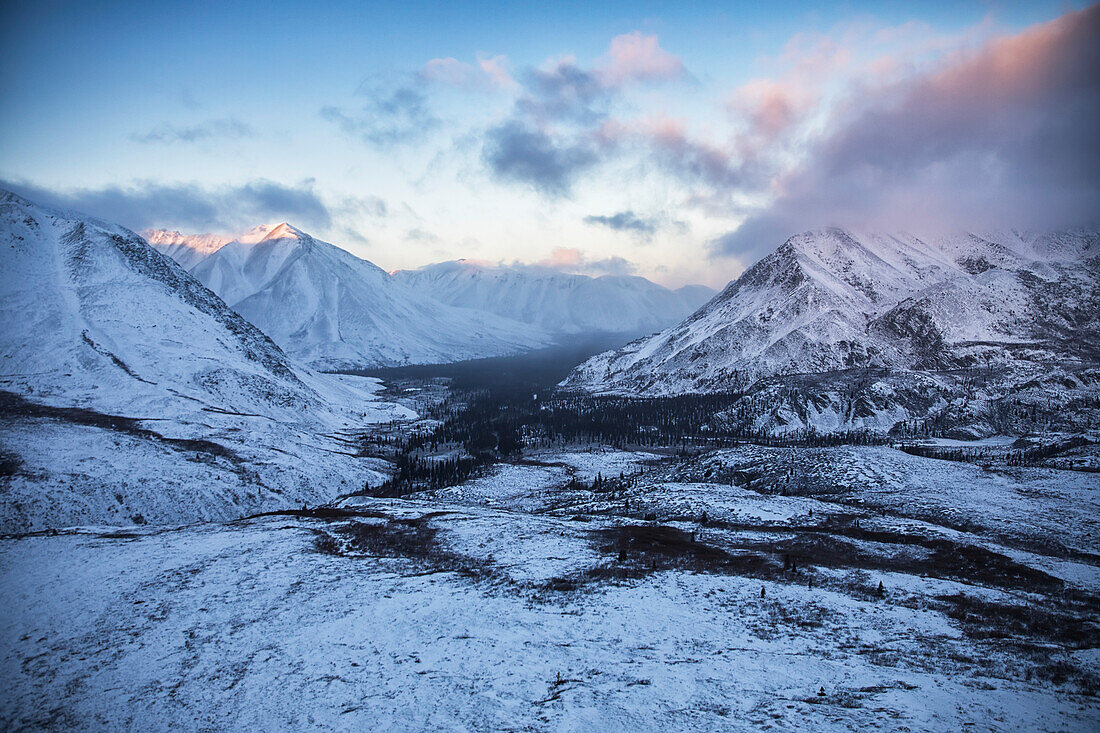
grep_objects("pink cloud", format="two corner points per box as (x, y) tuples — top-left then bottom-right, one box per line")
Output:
(534, 246), (637, 276)
(477, 54), (517, 91)
(539, 246), (584, 268)
(713, 4), (1100, 257)
(597, 32), (685, 87)
(421, 54), (515, 91)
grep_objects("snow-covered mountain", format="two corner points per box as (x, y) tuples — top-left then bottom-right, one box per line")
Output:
(160, 225), (552, 369)
(0, 191), (409, 531)
(561, 228), (1100, 435)
(394, 260), (715, 336)
(143, 228), (231, 269)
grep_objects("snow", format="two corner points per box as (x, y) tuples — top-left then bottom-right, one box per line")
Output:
(142, 229), (231, 269)
(1, 195), (1097, 731)
(0, 191), (412, 532)
(175, 227), (554, 369)
(395, 259), (714, 336)
(1, 499), (1096, 731)
(562, 227), (1100, 403)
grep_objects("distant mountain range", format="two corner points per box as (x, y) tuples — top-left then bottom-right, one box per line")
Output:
(394, 260), (713, 336)
(146, 226), (714, 369)
(562, 228), (1100, 437)
(150, 223), (552, 370)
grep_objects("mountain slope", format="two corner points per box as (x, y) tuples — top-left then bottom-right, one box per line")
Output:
(561, 228), (1099, 435)
(395, 260), (714, 335)
(176, 226), (552, 369)
(0, 191), (408, 531)
(143, 228), (231, 269)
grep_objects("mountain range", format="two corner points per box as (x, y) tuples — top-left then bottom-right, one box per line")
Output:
(147, 226), (713, 370)
(562, 228), (1100, 437)
(164, 223), (553, 369)
(394, 260), (713, 336)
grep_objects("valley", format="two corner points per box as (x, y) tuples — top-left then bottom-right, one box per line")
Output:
(1, 191), (1097, 730)
(5, 3), (1098, 729)
(5, 345), (1097, 730)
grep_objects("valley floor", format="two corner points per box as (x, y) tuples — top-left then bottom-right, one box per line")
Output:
(1, 445), (1098, 731)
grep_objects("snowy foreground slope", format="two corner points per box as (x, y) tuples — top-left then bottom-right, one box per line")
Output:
(395, 259), (715, 336)
(151, 225), (553, 369)
(562, 228), (1100, 436)
(1, 445), (1097, 730)
(0, 191), (410, 532)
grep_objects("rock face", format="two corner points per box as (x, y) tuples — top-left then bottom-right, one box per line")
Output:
(395, 260), (714, 336)
(561, 228), (1100, 436)
(159, 224), (552, 370)
(0, 190), (408, 531)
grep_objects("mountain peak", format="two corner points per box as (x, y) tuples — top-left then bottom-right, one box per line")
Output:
(262, 222), (307, 242)
(237, 223), (309, 245)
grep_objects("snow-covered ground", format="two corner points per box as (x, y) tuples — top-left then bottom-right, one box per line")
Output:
(406, 447), (663, 511)
(2, 500), (1097, 731)
(2, 444), (1097, 731)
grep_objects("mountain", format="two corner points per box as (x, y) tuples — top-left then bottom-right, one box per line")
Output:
(143, 228), (232, 269)
(561, 228), (1100, 436)
(675, 284), (717, 306)
(164, 225), (552, 369)
(394, 259), (714, 335)
(0, 190), (409, 531)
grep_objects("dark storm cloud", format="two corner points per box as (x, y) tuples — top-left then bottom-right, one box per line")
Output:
(1, 178), (335, 232)
(711, 4), (1100, 258)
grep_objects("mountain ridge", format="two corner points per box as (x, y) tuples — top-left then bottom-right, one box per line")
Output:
(560, 227), (1099, 436)
(395, 259), (715, 336)
(0, 189), (409, 531)
(168, 225), (553, 369)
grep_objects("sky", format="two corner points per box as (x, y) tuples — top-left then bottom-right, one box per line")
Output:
(1, 0), (1097, 288)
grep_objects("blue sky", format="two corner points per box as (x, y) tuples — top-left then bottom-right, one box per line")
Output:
(2, 0), (1096, 287)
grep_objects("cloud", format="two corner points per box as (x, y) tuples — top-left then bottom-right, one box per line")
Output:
(129, 118), (254, 144)
(481, 32), (685, 195)
(321, 81), (439, 147)
(482, 120), (599, 196)
(421, 57), (474, 86)
(2, 178), (335, 233)
(640, 117), (742, 189)
(583, 210), (658, 237)
(421, 54), (516, 91)
(597, 31), (686, 86)
(404, 227), (440, 243)
(336, 194), (388, 219)
(518, 58), (610, 124)
(535, 246), (637, 276)
(477, 55), (518, 91)
(711, 5), (1100, 258)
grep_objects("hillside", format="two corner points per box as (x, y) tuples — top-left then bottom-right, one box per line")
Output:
(0, 191), (409, 531)
(561, 228), (1100, 436)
